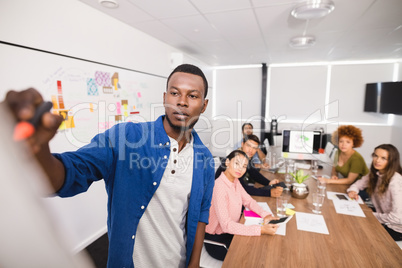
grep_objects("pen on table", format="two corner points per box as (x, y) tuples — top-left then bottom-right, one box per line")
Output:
(13, 101), (53, 141)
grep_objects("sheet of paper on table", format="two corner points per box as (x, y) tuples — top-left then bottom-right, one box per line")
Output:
(296, 212), (329, 235)
(332, 199), (366, 217)
(327, 191), (364, 204)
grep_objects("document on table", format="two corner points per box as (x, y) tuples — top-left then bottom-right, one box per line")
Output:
(296, 212), (329, 235)
(332, 199), (366, 217)
(327, 191), (364, 204)
(244, 202), (289, 236)
(243, 202), (273, 214)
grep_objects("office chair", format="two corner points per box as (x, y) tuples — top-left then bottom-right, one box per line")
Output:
(200, 240), (225, 268)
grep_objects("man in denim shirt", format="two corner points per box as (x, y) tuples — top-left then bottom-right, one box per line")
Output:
(4, 64), (215, 267)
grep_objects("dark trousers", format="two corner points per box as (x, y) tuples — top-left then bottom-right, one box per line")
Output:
(358, 189), (370, 201)
(204, 233), (234, 261)
(382, 224), (402, 241)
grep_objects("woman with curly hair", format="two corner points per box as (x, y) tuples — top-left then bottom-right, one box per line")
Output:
(347, 144), (402, 241)
(319, 125), (369, 185)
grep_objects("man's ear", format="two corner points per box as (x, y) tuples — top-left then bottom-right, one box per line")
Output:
(201, 98), (209, 113)
(163, 92), (166, 105)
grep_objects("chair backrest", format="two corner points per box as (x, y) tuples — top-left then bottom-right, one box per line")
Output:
(324, 141), (337, 162)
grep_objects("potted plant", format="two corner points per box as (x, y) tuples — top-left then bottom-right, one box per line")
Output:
(290, 169), (310, 199)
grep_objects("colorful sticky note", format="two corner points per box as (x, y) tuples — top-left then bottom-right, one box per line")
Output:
(57, 80), (62, 94)
(116, 102), (121, 115)
(286, 208), (296, 216)
(244, 210), (261, 218)
(51, 95), (58, 109)
(115, 115), (122, 122)
(113, 78), (118, 91)
(58, 95), (65, 109)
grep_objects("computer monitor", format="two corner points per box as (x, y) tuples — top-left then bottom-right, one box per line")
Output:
(282, 130), (322, 160)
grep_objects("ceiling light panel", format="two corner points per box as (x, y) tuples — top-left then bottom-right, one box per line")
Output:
(291, 0), (335, 20)
(289, 35), (316, 48)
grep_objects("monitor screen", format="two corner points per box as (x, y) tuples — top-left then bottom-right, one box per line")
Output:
(282, 130), (321, 154)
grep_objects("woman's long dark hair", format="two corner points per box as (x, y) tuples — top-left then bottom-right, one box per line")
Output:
(367, 144), (402, 195)
(220, 150), (249, 171)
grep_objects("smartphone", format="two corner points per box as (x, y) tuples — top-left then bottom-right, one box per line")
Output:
(336, 194), (348, 200)
(272, 182), (287, 188)
(269, 217), (288, 224)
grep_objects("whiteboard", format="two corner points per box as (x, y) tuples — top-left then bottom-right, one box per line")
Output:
(0, 42), (167, 252)
(0, 42), (167, 151)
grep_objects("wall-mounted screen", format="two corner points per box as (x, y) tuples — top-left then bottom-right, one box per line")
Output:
(364, 83), (380, 112)
(380, 81), (402, 115)
(364, 81), (402, 115)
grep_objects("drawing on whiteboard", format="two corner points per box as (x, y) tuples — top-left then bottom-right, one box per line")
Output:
(116, 101), (121, 115)
(103, 87), (113, 94)
(86, 78), (98, 96)
(58, 110), (75, 130)
(121, 100), (128, 117)
(95, 71), (111, 87)
(0, 42), (166, 149)
(112, 72), (120, 91)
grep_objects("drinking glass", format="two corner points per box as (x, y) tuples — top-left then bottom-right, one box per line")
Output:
(282, 188), (291, 203)
(311, 160), (318, 175)
(285, 159), (295, 185)
(271, 152), (277, 168)
(276, 196), (287, 217)
(312, 192), (325, 214)
(317, 180), (327, 197)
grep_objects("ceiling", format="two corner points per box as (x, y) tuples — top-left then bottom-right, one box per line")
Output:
(78, 0), (402, 66)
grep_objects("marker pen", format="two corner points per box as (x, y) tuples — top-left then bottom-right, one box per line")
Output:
(13, 101), (53, 141)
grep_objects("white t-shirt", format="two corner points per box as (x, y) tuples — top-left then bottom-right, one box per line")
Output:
(133, 136), (194, 267)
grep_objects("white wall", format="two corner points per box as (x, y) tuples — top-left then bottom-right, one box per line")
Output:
(0, 0), (210, 253)
(210, 61), (402, 164)
(206, 66), (263, 156)
(389, 62), (402, 149)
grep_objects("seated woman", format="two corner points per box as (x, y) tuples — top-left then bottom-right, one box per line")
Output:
(319, 125), (369, 185)
(205, 150), (279, 261)
(347, 144), (402, 241)
(216, 134), (283, 197)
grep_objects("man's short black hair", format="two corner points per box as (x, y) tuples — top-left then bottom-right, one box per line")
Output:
(166, 64), (208, 98)
(242, 134), (260, 145)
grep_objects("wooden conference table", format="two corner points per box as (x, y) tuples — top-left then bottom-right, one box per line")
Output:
(222, 164), (402, 267)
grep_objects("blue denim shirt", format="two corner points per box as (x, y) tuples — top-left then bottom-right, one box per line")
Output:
(54, 116), (215, 267)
